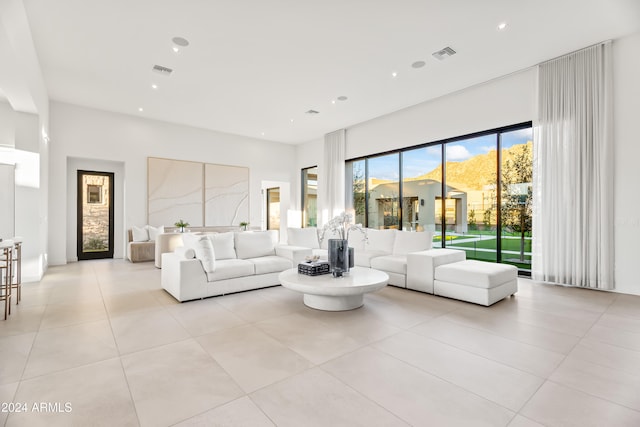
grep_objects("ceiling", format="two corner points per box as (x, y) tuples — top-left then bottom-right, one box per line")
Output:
(21, 0), (640, 144)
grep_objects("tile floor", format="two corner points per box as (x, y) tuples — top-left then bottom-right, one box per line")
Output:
(1, 260), (640, 426)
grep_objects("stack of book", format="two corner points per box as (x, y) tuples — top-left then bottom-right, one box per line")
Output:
(298, 261), (330, 276)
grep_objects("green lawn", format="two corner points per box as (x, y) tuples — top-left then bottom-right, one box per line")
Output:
(451, 237), (532, 252)
(445, 236), (532, 271)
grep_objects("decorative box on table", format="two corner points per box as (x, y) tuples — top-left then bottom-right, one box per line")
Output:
(298, 261), (331, 276)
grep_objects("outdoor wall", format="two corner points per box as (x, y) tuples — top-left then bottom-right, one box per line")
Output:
(49, 102), (296, 265)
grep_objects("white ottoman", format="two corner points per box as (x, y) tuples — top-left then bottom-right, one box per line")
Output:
(434, 260), (518, 306)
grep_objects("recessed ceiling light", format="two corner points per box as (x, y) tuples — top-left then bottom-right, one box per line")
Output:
(331, 100), (336, 104)
(290, 119), (294, 123)
(172, 36), (189, 47)
(391, 71), (398, 78)
(171, 37), (189, 54)
(412, 61), (426, 69)
(261, 132), (265, 136)
(151, 84), (158, 90)
(337, 96), (348, 101)
(138, 107), (144, 112)
(497, 22), (508, 31)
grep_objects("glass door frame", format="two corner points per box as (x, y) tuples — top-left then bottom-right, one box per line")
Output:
(77, 170), (115, 260)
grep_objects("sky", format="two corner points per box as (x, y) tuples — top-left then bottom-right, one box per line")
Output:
(363, 127), (533, 181)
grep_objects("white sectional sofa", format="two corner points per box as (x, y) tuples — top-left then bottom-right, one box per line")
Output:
(284, 227), (517, 306)
(285, 227), (448, 290)
(161, 230), (311, 302)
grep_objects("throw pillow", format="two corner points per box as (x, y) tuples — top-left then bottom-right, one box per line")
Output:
(182, 233), (216, 273)
(147, 225), (165, 241)
(207, 232), (237, 260)
(132, 226), (149, 242)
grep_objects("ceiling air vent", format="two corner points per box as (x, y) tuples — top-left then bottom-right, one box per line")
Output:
(305, 109), (320, 115)
(152, 64), (173, 75)
(432, 46), (456, 61)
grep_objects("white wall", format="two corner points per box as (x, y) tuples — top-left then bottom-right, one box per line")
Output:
(49, 102), (296, 265)
(612, 32), (640, 296)
(296, 33), (640, 295)
(0, 101), (47, 281)
(0, 0), (50, 282)
(345, 69), (536, 159)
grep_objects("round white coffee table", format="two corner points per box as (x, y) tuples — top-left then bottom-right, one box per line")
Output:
(279, 267), (389, 311)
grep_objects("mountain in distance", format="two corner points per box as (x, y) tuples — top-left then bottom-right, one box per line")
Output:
(407, 141), (533, 192)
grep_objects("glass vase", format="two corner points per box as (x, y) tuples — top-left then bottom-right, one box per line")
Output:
(328, 239), (350, 277)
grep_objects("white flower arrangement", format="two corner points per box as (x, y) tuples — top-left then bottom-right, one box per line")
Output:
(319, 212), (367, 243)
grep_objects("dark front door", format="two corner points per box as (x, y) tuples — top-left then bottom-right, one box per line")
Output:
(77, 170), (114, 260)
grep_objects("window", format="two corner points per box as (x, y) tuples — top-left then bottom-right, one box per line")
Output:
(348, 160), (366, 226)
(444, 134), (498, 262)
(367, 154), (400, 229)
(301, 166), (318, 227)
(402, 146), (441, 234)
(87, 185), (102, 204)
(346, 122), (533, 273)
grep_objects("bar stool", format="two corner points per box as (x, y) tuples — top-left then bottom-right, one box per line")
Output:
(11, 237), (22, 304)
(0, 239), (14, 320)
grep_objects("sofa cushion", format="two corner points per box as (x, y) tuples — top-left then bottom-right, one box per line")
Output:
(206, 259), (254, 281)
(392, 231), (433, 255)
(147, 225), (164, 241)
(235, 231), (276, 259)
(366, 229), (396, 253)
(435, 260), (517, 289)
(248, 256), (293, 275)
(208, 232), (236, 260)
(355, 250), (388, 268)
(182, 233), (216, 274)
(132, 226), (149, 242)
(287, 227), (320, 249)
(370, 255), (407, 275)
(348, 229), (367, 251)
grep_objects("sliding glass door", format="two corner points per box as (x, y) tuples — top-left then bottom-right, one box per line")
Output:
(345, 122), (533, 273)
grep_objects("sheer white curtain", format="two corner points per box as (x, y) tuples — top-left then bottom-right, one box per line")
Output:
(318, 129), (346, 226)
(532, 41), (614, 289)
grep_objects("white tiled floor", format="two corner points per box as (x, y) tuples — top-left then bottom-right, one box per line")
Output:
(1, 259), (640, 426)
